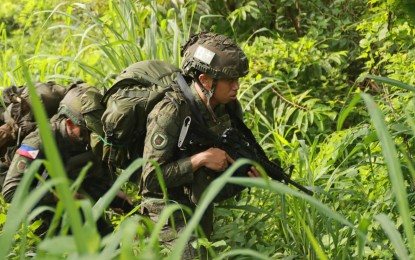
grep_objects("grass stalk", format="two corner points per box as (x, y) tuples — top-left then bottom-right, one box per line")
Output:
(361, 93), (415, 257)
(20, 60), (89, 253)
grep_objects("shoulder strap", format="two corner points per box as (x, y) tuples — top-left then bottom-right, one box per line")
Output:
(101, 74), (166, 105)
(102, 60), (180, 105)
(175, 73), (205, 126)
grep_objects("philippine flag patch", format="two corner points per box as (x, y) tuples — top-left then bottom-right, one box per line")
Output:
(16, 145), (40, 159)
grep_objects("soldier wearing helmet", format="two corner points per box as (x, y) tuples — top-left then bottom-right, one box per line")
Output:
(140, 32), (260, 259)
(2, 81), (132, 236)
(0, 82), (67, 194)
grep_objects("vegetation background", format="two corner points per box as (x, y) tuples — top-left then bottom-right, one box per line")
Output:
(1, 0), (415, 259)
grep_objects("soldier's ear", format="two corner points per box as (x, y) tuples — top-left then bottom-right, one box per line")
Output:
(198, 73), (212, 90)
(66, 118), (81, 134)
(66, 118), (74, 128)
(65, 118), (85, 142)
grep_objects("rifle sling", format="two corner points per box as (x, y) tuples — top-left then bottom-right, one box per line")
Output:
(176, 74), (281, 170)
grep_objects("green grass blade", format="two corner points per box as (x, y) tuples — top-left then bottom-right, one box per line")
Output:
(20, 59), (88, 253)
(228, 177), (367, 239)
(375, 213), (409, 259)
(304, 223), (328, 260)
(361, 74), (415, 93)
(361, 93), (415, 256)
(38, 236), (77, 255)
(168, 159), (267, 260)
(119, 216), (140, 260)
(215, 248), (271, 260)
(145, 203), (187, 250)
(92, 158), (145, 220)
(336, 94), (362, 131)
(0, 160), (60, 259)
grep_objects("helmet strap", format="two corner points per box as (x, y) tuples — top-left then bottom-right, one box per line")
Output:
(194, 76), (218, 122)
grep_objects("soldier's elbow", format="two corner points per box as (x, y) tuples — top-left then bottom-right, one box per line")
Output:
(143, 174), (162, 193)
(2, 189), (14, 203)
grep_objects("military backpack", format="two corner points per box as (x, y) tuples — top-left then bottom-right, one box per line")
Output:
(99, 60), (180, 171)
(0, 81), (67, 190)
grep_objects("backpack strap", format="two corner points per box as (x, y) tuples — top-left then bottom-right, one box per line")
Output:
(102, 73), (170, 105)
(175, 73), (205, 126)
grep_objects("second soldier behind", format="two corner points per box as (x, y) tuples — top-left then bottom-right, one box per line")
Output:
(2, 82), (132, 236)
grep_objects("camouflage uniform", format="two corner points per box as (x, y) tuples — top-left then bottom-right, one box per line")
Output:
(0, 123), (15, 187)
(1, 84), (117, 236)
(142, 31), (249, 259)
(141, 81), (244, 258)
(0, 82), (67, 192)
(2, 117), (112, 203)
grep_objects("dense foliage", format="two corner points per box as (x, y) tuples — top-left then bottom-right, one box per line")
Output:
(1, 0), (415, 259)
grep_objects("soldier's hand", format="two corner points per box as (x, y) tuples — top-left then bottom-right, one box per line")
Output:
(116, 191), (133, 205)
(191, 147), (234, 172)
(109, 191), (134, 214)
(247, 166), (260, 178)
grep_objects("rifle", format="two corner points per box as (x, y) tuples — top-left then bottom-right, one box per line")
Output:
(175, 72), (313, 196)
(178, 117), (314, 196)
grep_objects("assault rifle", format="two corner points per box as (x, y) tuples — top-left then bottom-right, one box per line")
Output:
(177, 117), (314, 196)
(175, 72), (313, 196)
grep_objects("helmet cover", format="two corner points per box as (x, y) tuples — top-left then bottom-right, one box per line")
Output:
(181, 32), (249, 79)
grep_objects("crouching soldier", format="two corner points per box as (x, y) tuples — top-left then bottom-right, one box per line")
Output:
(2, 82), (132, 236)
(0, 82), (67, 191)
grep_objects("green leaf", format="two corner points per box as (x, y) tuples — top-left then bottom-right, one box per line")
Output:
(361, 74), (415, 93)
(38, 236), (77, 254)
(375, 214), (409, 259)
(361, 93), (415, 256)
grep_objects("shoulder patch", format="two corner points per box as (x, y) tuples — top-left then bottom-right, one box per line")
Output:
(151, 133), (168, 150)
(17, 160), (28, 173)
(16, 145), (39, 159)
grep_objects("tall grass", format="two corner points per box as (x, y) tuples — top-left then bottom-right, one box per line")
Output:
(1, 0), (415, 259)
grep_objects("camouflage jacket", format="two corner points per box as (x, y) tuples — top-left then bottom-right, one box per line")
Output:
(141, 81), (245, 233)
(2, 117), (113, 203)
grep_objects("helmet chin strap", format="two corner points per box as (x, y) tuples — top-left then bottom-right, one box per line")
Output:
(194, 76), (218, 122)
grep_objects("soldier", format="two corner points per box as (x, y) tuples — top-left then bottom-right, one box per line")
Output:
(0, 82), (67, 191)
(2, 83), (131, 235)
(140, 32), (260, 259)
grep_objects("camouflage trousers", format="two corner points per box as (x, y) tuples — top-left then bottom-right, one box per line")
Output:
(159, 223), (207, 260)
(144, 199), (208, 259)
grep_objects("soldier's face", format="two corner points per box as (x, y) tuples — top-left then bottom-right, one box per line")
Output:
(212, 78), (240, 104)
(65, 118), (90, 144)
(198, 73), (240, 107)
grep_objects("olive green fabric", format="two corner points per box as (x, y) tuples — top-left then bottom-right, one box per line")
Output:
(100, 60), (180, 169)
(0, 81), (105, 192)
(141, 81), (245, 259)
(2, 82), (67, 119)
(27, 82), (67, 117)
(2, 117), (115, 236)
(2, 82), (67, 135)
(56, 81), (103, 128)
(0, 82), (67, 191)
(181, 32), (249, 79)
(2, 117), (113, 203)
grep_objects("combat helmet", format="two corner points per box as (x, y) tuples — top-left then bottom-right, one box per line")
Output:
(27, 82), (67, 117)
(181, 32), (249, 79)
(56, 81), (104, 135)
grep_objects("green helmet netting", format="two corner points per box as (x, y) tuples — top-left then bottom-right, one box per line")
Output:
(181, 32), (249, 79)
(56, 82), (104, 133)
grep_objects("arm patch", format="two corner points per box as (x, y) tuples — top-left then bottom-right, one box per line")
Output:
(16, 145), (39, 159)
